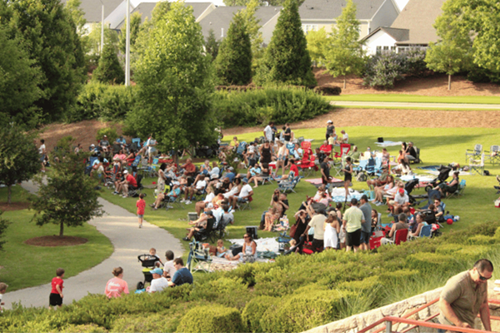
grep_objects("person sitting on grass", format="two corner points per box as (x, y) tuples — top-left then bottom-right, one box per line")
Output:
(264, 207), (280, 232)
(435, 171), (460, 197)
(168, 258), (193, 286)
(148, 268), (169, 293)
(105, 267), (129, 298)
(216, 239), (227, 258)
(246, 163), (262, 181)
(225, 234), (257, 262)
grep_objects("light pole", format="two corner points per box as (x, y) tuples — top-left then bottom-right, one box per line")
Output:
(99, 0), (104, 53)
(125, 0), (130, 86)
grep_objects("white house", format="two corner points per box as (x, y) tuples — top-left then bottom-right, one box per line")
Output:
(362, 0), (446, 55)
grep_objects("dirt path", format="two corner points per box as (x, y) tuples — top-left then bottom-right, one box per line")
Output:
(223, 108), (500, 136)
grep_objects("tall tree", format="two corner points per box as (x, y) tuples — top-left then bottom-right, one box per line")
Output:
(239, 0), (264, 68)
(0, 124), (40, 204)
(324, 0), (365, 89)
(93, 44), (125, 84)
(215, 12), (252, 85)
(64, 0), (87, 36)
(0, 25), (43, 129)
(126, 1), (217, 152)
(223, 0), (306, 6)
(306, 27), (328, 65)
(30, 138), (103, 237)
(119, 12), (143, 54)
(205, 29), (221, 61)
(256, 0), (316, 86)
(9, 0), (86, 122)
(85, 24), (120, 69)
(424, 0), (472, 90)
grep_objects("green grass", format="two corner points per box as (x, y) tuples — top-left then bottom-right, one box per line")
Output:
(335, 105), (500, 111)
(101, 126), (500, 257)
(0, 187), (113, 292)
(325, 94), (500, 105)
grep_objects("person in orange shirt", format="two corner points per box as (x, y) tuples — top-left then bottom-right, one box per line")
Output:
(105, 267), (129, 298)
(136, 193), (146, 228)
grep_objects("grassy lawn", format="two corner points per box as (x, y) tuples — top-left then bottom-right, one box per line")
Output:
(0, 186), (113, 292)
(325, 94), (500, 105)
(102, 126), (500, 260)
(335, 105), (500, 112)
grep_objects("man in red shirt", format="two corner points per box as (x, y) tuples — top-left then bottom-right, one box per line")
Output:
(117, 170), (138, 198)
(277, 159), (300, 181)
(181, 158), (196, 184)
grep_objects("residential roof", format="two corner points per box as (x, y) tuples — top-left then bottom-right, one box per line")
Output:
(361, 26), (409, 42)
(198, 6), (281, 40)
(299, 0), (387, 21)
(115, 2), (214, 29)
(61, 0), (124, 23)
(390, 0), (446, 44)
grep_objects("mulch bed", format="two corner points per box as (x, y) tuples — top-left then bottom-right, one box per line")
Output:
(0, 202), (31, 211)
(25, 236), (88, 247)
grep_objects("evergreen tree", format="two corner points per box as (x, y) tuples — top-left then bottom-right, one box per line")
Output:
(30, 138), (104, 237)
(93, 44), (125, 84)
(119, 12), (143, 54)
(9, 0), (86, 122)
(240, 0), (264, 68)
(306, 27), (328, 65)
(215, 13), (252, 85)
(126, 1), (217, 152)
(205, 29), (220, 61)
(256, 0), (315, 86)
(324, 0), (365, 89)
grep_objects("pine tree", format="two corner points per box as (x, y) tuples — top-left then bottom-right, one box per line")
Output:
(215, 13), (252, 85)
(256, 0), (315, 86)
(205, 29), (220, 62)
(324, 0), (365, 89)
(93, 44), (125, 84)
(239, 0), (264, 68)
(9, 0), (86, 122)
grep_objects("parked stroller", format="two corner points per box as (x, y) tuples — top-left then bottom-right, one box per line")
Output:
(424, 165), (451, 192)
(136, 253), (161, 290)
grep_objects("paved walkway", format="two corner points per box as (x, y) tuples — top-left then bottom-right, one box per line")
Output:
(4, 181), (183, 309)
(329, 101), (500, 110)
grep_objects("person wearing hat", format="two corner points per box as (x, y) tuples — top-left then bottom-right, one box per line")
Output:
(100, 135), (110, 153)
(148, 267), (169, 293)
(114, 169), (138, 198)
(326, 120), (335, 141)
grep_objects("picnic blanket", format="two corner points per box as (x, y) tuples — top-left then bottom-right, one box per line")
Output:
(228, 237), (282, 253)
(424, 170), (472, 176)
(400, 175), (435, 182)
(305, 178), (343, 185)
(375, 141), (403, 147)
(329, 188), (364, 202)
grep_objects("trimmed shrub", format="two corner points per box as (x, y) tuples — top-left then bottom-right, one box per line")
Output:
(406, 252), (458, 273)
(67, 82), (136, 122)
(242, 296), (281, 333)
(214, 86), (331, 127)
(314, 86), (342, 96)
(177, 304), (244, 333)
(62, 324), (108, 333)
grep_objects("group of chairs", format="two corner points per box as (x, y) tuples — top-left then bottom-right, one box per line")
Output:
(466, 144), (499, 175)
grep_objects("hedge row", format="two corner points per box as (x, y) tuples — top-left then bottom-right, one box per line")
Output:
(2, 222), (500, 333)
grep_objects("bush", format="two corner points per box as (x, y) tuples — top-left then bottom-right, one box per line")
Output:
(242, 296), (281, 333)
(176, 304), (245, 333)
(314, 86), (342, 96)
(67, 82), (136, 122)
(96, 128), (118, 144)
(214, 86), (332, 127)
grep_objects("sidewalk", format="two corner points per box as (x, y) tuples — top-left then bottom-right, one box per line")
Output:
(329, 101), (500, 110)
(4, 182), (183, 309)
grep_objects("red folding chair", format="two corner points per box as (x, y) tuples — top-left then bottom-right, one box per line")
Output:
(334, 144), (351, 159)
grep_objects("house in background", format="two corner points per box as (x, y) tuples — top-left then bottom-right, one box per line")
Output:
(197, 5), (281, 44)
(298, 0), (400, 38)
(362, 0), (446, 55)
(61, 0), (133, 31)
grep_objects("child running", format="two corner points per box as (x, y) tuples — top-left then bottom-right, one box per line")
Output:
(0, 283), (8, 313)
(136, 193), (146, 228)
(49, 268), (64, 309)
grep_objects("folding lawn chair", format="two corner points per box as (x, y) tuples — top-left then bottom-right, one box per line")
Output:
(469, 153), (485, 175)
(238, 195), (253, 211)
(334, 144), (351, 160)
(465, 144), (482, 162)
(408, 224), (432, 240)
(448, 179), (466, 198)
(385, 228), (408, 245)
(186, 240), (212, 273)
(486, 145), (500, 165)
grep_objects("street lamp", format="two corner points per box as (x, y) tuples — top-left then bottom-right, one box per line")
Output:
(125, 0), (130, 86)
(99, 0), (104, 53)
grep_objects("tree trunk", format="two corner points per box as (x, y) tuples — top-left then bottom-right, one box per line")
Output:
(59, 221), (64, 237)
(7, 185), (11, 205)
(343, 76), (346, 89)
(448, 74), (451, 91)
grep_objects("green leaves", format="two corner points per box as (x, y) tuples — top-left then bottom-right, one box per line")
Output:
(215, 12), (252, 85)
(93, 44), (125, 85)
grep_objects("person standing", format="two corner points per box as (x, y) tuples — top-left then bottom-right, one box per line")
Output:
(263, 122), (274, 143)
(326, 120), (334, 141)
(136, 193), (146, 228)
(283, 123), (292, 142)
(49, 268), (64, 309)
(342, 157), (353, 201)
(358, 195), (372, 251)
(105, 267), (129, 298)
(39, 139), (46, 173)
(342, 198), (364, 253)
(438, 259), (493, 331)
(303, 202), (326, 252)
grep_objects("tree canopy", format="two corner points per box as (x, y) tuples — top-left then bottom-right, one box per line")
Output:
(215, 12), (252, 85)
(323, 0), (365, 89)
(30, 138), (103, 237)
(125, 1), (217, 151)
(256, 0), (316, 86)
(93, 44), (125, 84)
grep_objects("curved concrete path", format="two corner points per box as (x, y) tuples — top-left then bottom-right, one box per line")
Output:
(329, 100), (500, 110)
(4, 181), (183, 309)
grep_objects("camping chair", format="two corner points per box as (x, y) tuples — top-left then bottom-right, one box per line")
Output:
(278, 175), (300, 193)
(127, 175), (144, 197)
(334, 144), (351, 160)
(469, 153), (485, 175)
(238, 195), (253, 211)
(486, 145), (500, 165)
(385, 228), (409, 245)
(165, 193), (184, 211)
(465, 144), (482, 162)
(408, 224), (432, 240)
(286, 142), (295, 157)
(448, 179), (466, 198)
(409, 147), (421, 164)
(186, 240), (212, 273)
(353, 159), (369, 181)
(194, 217), (215, 243)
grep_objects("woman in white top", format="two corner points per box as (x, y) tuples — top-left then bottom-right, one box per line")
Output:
(223, 178), (241, 199)
(323, 213), (341, 250)
(225, 233), (257, 262)
(275, 141), (289, 177)
(157, 163), (167, 192)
